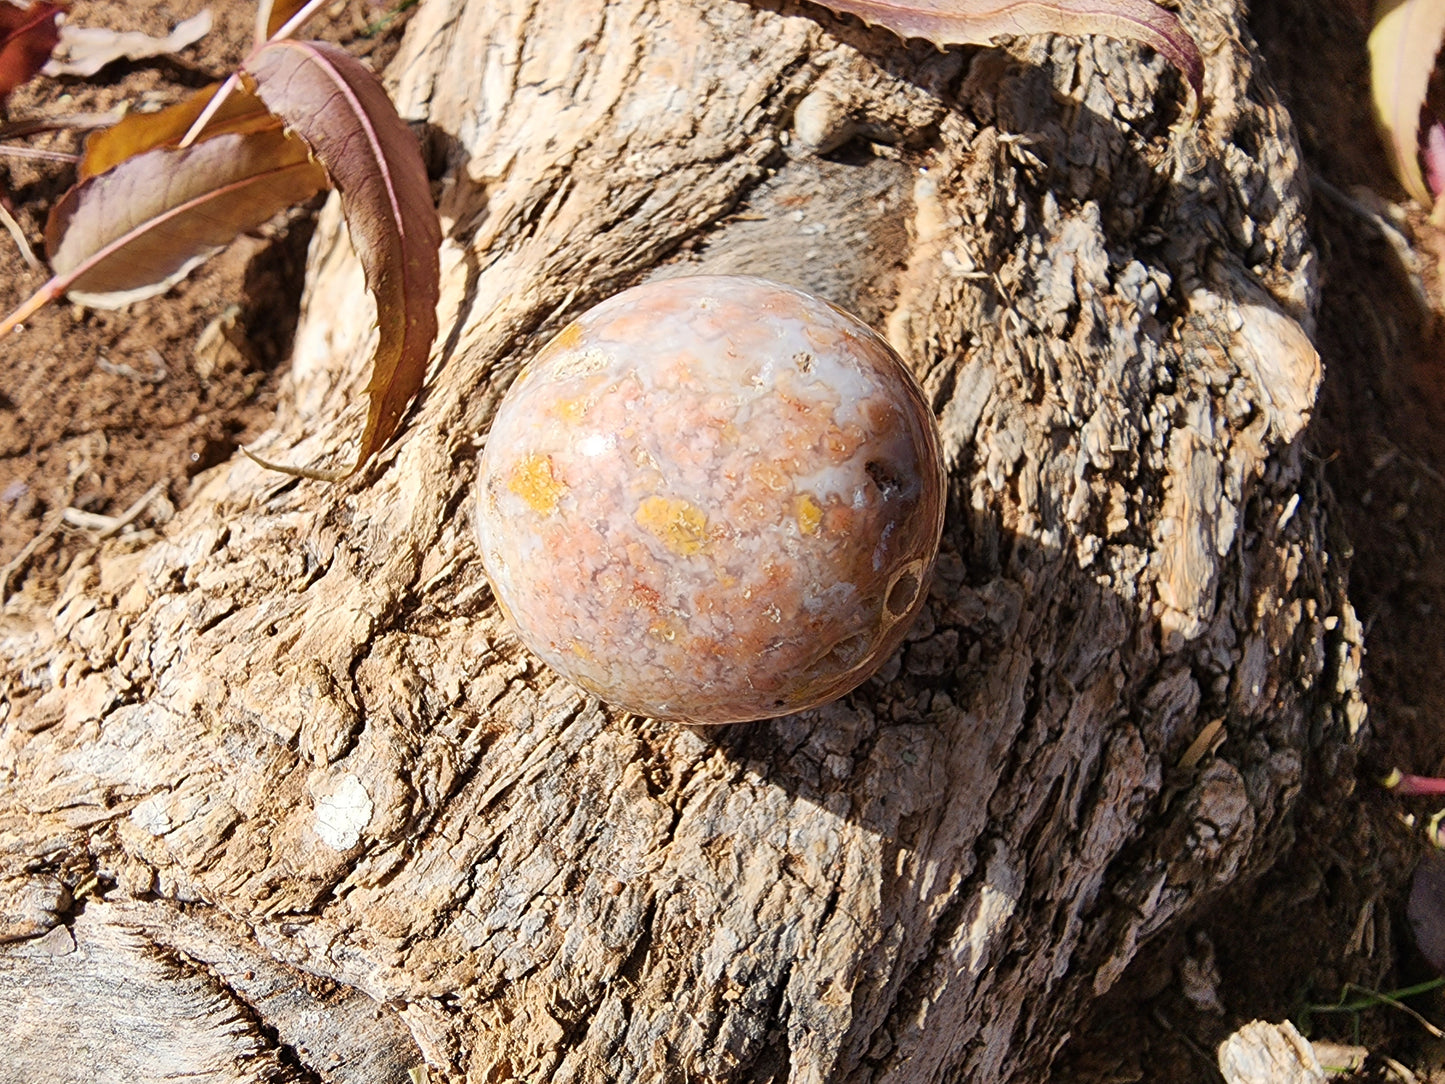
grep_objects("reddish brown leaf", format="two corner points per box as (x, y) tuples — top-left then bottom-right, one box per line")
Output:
(244, 39), (441, 470)
(808, 0), (1202, 101)
(45, 128), (328, 307)
(0, 0), (65, 106)
(81, 82), (282, 179)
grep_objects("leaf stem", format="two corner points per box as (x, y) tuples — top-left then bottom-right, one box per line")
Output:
(269, 0), (330, 45)
(182, 0), (331, 151)
(176, 71), (242, 150)
(0, 278), (64, 338)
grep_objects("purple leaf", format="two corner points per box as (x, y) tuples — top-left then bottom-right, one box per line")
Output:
(806, 0), (1202, 101)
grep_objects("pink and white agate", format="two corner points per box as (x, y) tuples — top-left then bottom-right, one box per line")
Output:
(474, 275), (946, 724)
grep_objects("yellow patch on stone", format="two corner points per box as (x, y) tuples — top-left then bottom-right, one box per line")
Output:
(796, 493), (823, 535)
(508, 454), (566, 515)
(551, 321), (585, 353)
(635, 496), (708, 556)
(554, 396), (591, 423)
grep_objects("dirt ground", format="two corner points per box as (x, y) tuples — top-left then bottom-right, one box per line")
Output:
(2, 0), (1444, 1079)
(0, 0), (408, 599)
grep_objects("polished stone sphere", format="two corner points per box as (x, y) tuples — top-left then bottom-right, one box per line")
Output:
(474, 275), (946, 724)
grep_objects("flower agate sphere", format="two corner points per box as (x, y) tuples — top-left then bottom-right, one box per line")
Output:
(474, 275), (946, 724)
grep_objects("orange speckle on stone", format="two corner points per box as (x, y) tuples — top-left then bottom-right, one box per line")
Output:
(508, 453), (566, 515)
(796, 494), (823, 535)
(748, 461), (791, 493)
(630, 581), (662, 613)
(824, 502), (855, 535)
(635, 496), (708, 556)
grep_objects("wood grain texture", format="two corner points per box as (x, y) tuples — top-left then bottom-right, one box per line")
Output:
(0, 0), (1363, 1080)
(0, 901), (421, 1082)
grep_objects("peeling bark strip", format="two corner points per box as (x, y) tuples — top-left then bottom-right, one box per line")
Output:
(0, 0), (1363, 1082)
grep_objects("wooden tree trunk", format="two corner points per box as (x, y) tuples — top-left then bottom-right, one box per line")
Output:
(0, 0), (1364, 1081)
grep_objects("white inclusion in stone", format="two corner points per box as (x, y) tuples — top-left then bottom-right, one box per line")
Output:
(578, 433), (612, 457)
(312, 773), (373, 850)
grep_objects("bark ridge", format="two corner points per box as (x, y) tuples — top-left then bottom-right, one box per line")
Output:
(0, 0), (1362, 1080)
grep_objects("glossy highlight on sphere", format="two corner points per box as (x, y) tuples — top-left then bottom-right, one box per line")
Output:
(474, 275), (946, 724)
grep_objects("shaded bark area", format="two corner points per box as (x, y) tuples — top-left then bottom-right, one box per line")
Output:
(0, 0), (1362, 1080)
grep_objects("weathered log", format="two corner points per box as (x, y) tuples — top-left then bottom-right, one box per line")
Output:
(0, 0), (1364, 1080)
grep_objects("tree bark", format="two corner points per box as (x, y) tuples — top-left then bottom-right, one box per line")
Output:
(1, 0), (1364, 1081)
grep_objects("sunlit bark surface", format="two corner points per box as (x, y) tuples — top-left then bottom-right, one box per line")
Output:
(0, 1), (1363, 1080)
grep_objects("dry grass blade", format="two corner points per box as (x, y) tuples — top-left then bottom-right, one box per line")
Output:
(1369, 0), (1445, 215)
(43, 128), (328, 308)
(244, 39), (441, 471)
(810, 0), (1202, 100)
(0, 0), (65, 105)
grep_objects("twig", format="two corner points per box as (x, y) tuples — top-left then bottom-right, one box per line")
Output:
(1313, 176), (1413, 245)
(0, 111), (124, 140)
(1379, 1055), (1420, 1084)
(0, 144), (80, 163)
(97, 350), (168, 384)
(241, 444), (347, 482)
(0, 502), (65, 602)
(1305, 980), (1445, 1041)
(0, 201), (39, 270)
(61, 483), (164, 540)
(0, 277), (64, 338)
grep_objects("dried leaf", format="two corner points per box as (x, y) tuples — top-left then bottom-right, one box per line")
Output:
(45, 128), (328, 308)
(0, 0), (65, 106)
(255, 0), (312, 44)
(43, 9), (210, 78)
(81, 82), (281, 179)
(1369, 0), (1445, 214)
(244, 39), (441, 469)
(808, 0), (1202, 100)
(1410, 850), (1445, 974)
